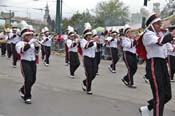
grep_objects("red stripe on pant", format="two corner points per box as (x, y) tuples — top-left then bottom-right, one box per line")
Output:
(151, 59), (159, 116)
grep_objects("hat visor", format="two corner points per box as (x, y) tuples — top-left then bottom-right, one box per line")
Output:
(84, 32), (92, 36)
(22, 32), (33, 38)
(69, 33), (75, 37)
(112, 32), (118, 35)
(151, 18), (161, 25)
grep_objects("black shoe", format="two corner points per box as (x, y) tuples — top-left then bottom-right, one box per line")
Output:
(24, 99), (32, 104)
(121, 79), (129, 86)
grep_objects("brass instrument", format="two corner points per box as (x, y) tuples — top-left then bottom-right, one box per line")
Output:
(131, 28), (143, 38)
(162, 14), (175, 29)
(0, 38), (7, 43)
(162, 14), (175, 22)
(130, 14), (175, 37)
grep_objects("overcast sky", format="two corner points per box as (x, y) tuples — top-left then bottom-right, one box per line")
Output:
(0, 0), (167, 20)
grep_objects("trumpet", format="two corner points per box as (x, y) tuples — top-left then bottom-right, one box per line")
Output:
(161, 14), (175, 29)
(162, 14), (175, 22)
(131, 28), (143, 38)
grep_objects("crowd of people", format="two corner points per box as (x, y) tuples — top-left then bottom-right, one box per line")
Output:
(0, 6), (175, 116)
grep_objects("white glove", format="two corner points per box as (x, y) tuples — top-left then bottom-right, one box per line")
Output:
(28, 38), (37, 44)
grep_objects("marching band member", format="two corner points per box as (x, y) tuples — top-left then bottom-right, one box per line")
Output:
(11, 22), (21, 68)
(80, 22), (97, 95)
(121, 24), (137, 88)
(139, 6), (175, 116)
(92, 29), (102, 75)
(107, 28), (119, 73)
(166, 40), (175, 83)
(66, 26), (80, 78)
(16, 22), (40, 104)
(42, 27), (52, 66)
(166, 25), (175, 82)
(64, 28), (70, 66)
(0, 30), (8, 56)
(6, 28), (13, 59)
(40, 28), (45, 62)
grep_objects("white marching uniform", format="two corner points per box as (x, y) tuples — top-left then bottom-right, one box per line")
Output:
(143, 30), (168, 59)
(80, 38), (97, 93)
(16, 41), (36, 61)
(67, 39), (78, 52)
(42, 35), (52, 65)
(166, 42), (175, 81)
(107, 37), (119, 72)
(16, 38), (39, 101)
(142, 29), (173, 116)
(11, 34), (21, 67)
(122, 37), (137, 86)
(80, 39), (97, 58)
(66, 39), (80, 76)
(6, 33), (13, 58)
(0, 32), (7, 56)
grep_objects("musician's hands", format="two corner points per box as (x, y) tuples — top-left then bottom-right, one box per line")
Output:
(28, 38), (38, 45)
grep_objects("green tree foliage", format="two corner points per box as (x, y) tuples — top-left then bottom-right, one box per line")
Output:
(61, 0), (129, 34)
(161, 1), (175, 24)
(95, 0), (129, 26)
(62, 10), (96, 34)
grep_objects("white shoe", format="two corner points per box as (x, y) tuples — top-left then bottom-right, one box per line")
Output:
(19, 90), (24, 99)
(86, 90), (93, 95)
(139, 106), (149, 116)
(12, 65), (16, 68)
(112, 70), (116, 73)
(25, 99), (32, 104)
(70, 75), (75, 78)
(128, 84), (137, 89)
(81, 82), (86, 92)
(108, 65), (112, 72)
(44, 62), (49, 67)
(143, 76), (149, 83)
(171, 79), (174, 83)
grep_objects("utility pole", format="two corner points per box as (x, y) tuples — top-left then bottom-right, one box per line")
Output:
(55, 0), (62, 34)
(1, 10), (14, 25)
(142, 0), (148, 29)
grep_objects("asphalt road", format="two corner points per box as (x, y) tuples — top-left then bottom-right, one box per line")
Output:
(0, 52), (174, 116)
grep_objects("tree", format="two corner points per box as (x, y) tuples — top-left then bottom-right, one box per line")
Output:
(61, 0), (130, 34)
(95, 0), (129, 26)
(161, 1), (175, 24)
(62, 10), (96, 34)
(62, 17), (70, 33)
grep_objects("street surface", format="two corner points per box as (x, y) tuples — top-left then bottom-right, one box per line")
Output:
(0, 53), (174, 116)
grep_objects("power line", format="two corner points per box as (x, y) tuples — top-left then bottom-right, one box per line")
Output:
(0, 4), (44, 11)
